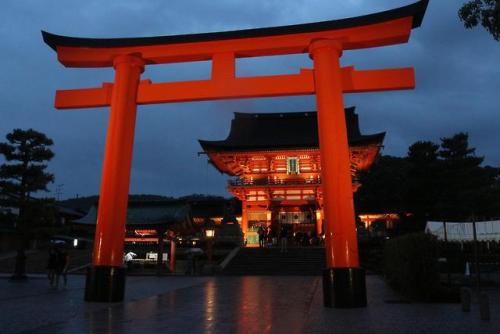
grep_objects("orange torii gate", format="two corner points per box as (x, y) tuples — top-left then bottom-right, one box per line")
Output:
(43, 0), (428, 307)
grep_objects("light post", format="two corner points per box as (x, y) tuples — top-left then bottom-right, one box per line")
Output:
(204, 220), (216, 264)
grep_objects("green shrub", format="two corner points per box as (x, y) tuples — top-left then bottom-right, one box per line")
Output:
(384, 232), (441, 301)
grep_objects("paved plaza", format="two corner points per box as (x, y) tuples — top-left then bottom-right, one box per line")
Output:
(0, 274), (499, 333)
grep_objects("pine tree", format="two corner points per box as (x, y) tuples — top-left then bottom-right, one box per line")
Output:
(355, 155), (409, 213)
(406, 141), (442, 220)
(438, 132), (485, 219)
(0, 129), (55, 279)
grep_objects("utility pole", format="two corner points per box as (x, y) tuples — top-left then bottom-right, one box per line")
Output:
(55, 184), (64, 201)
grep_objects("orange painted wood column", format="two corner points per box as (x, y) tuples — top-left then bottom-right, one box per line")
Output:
(92, 54), (145, 267)
(316, 209), (323, 237)
(310, 40), (359, 269)
(170, 239), (176, 272)
(241, 201), (248, 245)
(310, 39), (366, 307)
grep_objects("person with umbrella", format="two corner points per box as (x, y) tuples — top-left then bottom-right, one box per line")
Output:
(124, 251), (137, 271)
(185, 247), (203, 275)
(54, 244), (69, 288)
(46, 246), (57, 287)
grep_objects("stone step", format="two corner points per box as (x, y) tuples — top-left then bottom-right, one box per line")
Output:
(222, 247), (326, 276)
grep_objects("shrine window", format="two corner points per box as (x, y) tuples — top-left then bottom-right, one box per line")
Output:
(287, 157), (299, 174)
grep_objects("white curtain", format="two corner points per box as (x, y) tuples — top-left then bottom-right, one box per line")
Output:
(426, 221), (500, 241)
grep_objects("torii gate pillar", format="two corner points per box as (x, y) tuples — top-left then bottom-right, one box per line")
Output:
(310, 40), (365, 307)
(85, 54), (144, 302)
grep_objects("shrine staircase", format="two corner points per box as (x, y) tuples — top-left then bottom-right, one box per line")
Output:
(222, 247), (325, 276)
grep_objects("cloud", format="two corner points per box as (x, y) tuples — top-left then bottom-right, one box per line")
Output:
(0, 0), (498, 199)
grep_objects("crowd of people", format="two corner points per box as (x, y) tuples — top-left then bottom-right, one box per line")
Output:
(257, 224), (323, 252)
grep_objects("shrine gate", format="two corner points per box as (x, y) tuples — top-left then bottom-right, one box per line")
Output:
(43, 0), (428, 307)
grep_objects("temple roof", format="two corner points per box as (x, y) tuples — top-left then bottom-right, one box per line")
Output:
(73, 202), (190, 226)
(42, 1), (427, 51)
(199, 107), (385, 152)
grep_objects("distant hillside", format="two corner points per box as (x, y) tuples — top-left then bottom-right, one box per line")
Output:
(58, 194), (174, 214)
(57, 196), (97, 214)
(58, 194), (228, 214)
(179, 194), (226, 201)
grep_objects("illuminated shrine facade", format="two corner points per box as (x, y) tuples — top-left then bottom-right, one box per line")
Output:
(200, 107), (383, 244)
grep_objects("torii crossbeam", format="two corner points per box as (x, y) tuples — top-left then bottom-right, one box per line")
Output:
(43, 0), (428, 307)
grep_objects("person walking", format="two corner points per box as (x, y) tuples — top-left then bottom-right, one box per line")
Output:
(271, 228), (278, 247)
(46, 247), (57, 287)
(279, 225), (288, 253)
(54, 247), (69, 288)
(265, 226), (272, 247)
(258, 225), (265, 248)
(124, 251), (136, 271)
(185, 251), (195, 275)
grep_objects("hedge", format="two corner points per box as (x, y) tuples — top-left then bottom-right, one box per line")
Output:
(384, 232), (441, 301)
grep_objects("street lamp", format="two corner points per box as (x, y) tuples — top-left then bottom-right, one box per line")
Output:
(204, 219), (216, 263)
(205, 228), (215, 238)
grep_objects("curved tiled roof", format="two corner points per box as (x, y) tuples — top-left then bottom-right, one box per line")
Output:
(199, 107), (385, 152)
(73, 202), (190, 226)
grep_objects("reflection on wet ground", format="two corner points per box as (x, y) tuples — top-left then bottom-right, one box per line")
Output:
(42, 276), (320, 334)
(2, 275), (500, 333)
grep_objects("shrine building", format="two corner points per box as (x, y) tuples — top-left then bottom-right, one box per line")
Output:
(199, 107), (384, 245)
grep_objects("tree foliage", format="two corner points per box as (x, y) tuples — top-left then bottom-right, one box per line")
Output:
(0, 129), (54, 198)
(355, 156), (409, 213)
(0, 129), (55, 278)
(437, 133), (487, 218)
(356, 132), (500, 221)
(406, 141), (441, 219)
(459, 0), (500, 40)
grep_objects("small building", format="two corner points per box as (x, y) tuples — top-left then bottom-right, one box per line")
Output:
(0, 191), (85, 251)
(74, 199), (192, 242)
(73, 199), (243, 260)
(0, 192), (20, 218)
(358, 213), (401, 230)
(187, 197), (241, 226)
(199, 107), (384, 245)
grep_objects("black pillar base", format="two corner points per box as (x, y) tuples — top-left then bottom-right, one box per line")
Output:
(323, 267), (367, 308)
(84, 266), (126, 302)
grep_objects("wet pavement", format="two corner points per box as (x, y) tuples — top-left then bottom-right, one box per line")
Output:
(1, 274), (499, 333)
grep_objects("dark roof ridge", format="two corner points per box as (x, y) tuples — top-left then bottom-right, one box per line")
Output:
(198, 106), (385, 152)
(233, 107), (355, 119)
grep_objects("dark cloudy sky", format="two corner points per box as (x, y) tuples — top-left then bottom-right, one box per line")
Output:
(0, 0), (498, 200)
